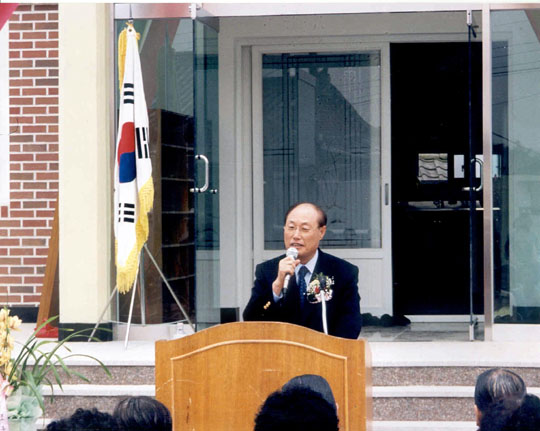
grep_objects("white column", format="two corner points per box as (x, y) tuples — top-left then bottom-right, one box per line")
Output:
(58, 4), (113, 323)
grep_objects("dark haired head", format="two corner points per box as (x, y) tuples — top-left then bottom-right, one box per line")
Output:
(480, 394), (540, 431)
(254, 386), (338, 431)
(284, 202), (327, 227)
(282, 374), (336, 411)
(475, 369), (526, 413)
(114, 396), (172, 431)
(505, 394), (540, 430)
(47, 408), (118, 431)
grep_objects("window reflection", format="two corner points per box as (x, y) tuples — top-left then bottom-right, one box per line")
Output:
(493, 10), (540, 323)
(262, 52), (382, 249)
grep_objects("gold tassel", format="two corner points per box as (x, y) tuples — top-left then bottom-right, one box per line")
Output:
(116, 177), (154, 294)
(117, 27), (127, 91)
(117, 22), (141, 91)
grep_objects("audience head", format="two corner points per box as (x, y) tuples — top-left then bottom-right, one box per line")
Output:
(114, 396), (172, 431)
(474, 368), (527, 429)
(282, 374), (337, 411)
(480, 394), (540, 431)
(254, 386), (339, 431)
(46, 408), (118, 431)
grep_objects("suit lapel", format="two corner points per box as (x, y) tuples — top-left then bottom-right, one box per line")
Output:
(311, 249), (325, 280)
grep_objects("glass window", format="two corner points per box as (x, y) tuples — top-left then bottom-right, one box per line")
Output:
(114, 18), (196, 324)
(492, 10), (540, 323)
(262, 52), (381, 249)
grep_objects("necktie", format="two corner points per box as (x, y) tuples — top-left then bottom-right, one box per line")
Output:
(298, 265), (309, 308)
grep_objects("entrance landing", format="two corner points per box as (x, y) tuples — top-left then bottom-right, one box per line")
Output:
(363, 322), (485, 343)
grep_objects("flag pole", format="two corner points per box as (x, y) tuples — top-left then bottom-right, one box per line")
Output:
(124, 264), (140, 349)
(143, 243), (195, 331)
(88, 286), (118, 342)
(139, 252), (146, 326)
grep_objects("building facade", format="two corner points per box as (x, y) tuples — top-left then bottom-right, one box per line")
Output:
(1, 3), (58, 321)
(3, 3), (540, 341)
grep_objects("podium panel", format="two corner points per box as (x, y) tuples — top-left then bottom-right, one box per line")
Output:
(156, 322), (372, 431)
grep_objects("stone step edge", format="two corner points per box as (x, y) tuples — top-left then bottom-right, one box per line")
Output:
(374, 386), (540, 397)
(41, 385), (540, 398)
(372, 422), (476, 431)
(43, 384), (155, 396)
(35, 419), (477, 431)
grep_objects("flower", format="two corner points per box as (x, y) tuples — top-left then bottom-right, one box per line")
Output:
(0, 308), (110, 419)
(8, 317), (21, 331)
(306, 273), (334, 303)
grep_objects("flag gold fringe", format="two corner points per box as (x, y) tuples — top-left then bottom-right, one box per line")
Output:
(116, 177), (155, 294)
(117, 23), (140, 91)
(115, 22), (150, 294)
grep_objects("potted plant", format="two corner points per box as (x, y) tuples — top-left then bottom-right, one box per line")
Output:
(0, 308), (110, 431)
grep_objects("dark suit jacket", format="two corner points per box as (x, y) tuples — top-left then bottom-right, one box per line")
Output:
(243, 249), (362, 339)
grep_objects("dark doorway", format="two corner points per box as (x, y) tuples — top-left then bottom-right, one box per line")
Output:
(391, 42), (484, 316)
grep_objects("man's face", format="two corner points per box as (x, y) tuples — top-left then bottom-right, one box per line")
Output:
(283, 204), (327, 264)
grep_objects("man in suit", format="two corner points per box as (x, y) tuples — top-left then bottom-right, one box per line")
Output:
(243, 202), (362, 339)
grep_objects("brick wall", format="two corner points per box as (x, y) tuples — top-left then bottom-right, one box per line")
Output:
(1, 4), (58, 316)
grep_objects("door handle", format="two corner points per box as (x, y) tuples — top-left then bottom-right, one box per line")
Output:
(462, 157), (483, 192)
(189, 154), (218, 194)
(190, 154), (209, 193)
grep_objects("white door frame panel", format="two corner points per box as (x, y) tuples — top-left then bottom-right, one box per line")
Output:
(251, 42), (392, 316)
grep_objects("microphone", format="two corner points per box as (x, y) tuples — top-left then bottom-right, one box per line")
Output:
(282, 247), (298, 295)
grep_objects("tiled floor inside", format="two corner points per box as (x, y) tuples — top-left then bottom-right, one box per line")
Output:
(362, 322), (485, 342)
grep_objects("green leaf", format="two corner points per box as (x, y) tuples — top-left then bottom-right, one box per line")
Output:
(5, 315), (111, 405)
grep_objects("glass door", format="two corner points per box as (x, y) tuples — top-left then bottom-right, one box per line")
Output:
(193, 20), (220, 329)
(491, 9), (540, 325)
(391, 38), (484, 332)
(113, 11), (220, 330)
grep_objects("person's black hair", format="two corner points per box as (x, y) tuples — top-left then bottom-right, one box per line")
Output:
(114, 396), (172, 431)
(480, 394), (540, 431)
(47, 408), (118, 431)
(282, 374), (336, 411)
(254, 386), (338, 431)
(505, 393), (540, 430)
(284, 202), (327, 227)
(474, 368), (526, 414)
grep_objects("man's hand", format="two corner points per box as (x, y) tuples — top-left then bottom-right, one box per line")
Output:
(272, 256), (300, 296)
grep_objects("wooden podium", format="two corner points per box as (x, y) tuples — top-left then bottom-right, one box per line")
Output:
(155, 322), (372, 431)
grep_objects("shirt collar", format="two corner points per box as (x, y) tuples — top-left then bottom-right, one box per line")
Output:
(295, 249), (318, 277)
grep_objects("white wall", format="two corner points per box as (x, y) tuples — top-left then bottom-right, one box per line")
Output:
(58, 4), (113, 323)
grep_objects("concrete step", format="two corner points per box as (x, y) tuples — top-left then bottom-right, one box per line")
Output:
(15, 331), (540, 430)
(372, 366), (540, 386)
(38, 364), (540, 422)
(373, 422), (476, 431)
(39, 380), (540, 422)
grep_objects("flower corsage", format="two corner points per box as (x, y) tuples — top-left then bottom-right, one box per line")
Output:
(306, 273), (334, 304)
